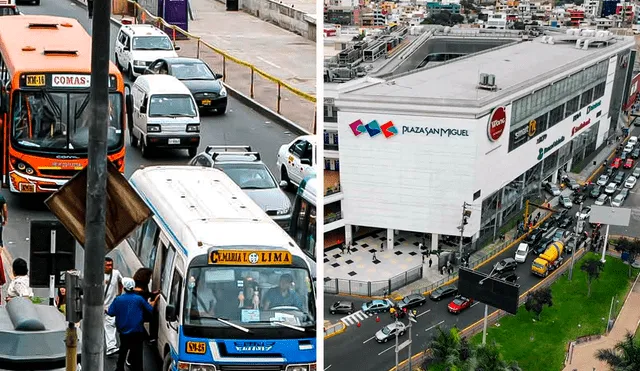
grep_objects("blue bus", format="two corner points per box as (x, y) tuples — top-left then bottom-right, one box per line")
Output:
(111, 166), (316, 370)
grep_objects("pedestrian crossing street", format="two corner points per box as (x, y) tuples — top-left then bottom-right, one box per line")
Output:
(340, 310), (373, 326)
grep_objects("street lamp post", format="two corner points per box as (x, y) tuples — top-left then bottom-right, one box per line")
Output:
(479, 265), (499, 345)
(407, 310), (416, 371)
(394, 315), (399, 370)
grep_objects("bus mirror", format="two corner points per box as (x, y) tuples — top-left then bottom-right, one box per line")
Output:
(140, 104), (147, 114)
(279, 180), (288, 188)
(124, 83), (131, 96)
(125, 94), (133, 114)
(165, 305), (177, 322)
(300, 158), (311, 166)
(0, 91), (6, 114)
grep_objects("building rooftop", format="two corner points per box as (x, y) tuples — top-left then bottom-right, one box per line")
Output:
(346, 34), (635, 107)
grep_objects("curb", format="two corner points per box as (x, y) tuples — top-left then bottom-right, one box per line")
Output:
(324, 322), (347, 340)
(70, 0), (309, 136)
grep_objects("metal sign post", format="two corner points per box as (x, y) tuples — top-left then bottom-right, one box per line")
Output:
(49, 229), (56, 306)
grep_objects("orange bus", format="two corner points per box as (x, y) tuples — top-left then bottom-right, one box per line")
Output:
(0, 15), (126, 193)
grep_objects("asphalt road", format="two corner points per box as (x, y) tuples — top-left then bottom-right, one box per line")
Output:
(4, 2), (299, 370)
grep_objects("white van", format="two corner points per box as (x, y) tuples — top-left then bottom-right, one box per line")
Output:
(514, 243), (529, 263)
(126, 74), (200, 158)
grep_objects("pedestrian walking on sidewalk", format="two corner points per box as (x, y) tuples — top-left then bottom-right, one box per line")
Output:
(372, 252), (377, 262)
(422, 254), (425, 264)
(346, 244), (351, 254)
(429, 258), (433, 268)
(340, 243), (345, 255)
(380, 242), (384, 252)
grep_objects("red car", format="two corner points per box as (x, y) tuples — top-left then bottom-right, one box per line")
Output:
(447, 296), (474, 314)
(611, 158), (622, 169)
(624, 159), (635, 169)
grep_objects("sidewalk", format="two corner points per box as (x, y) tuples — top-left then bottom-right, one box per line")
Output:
(109, 0), (316, 131)
(562, 275), (640, 371)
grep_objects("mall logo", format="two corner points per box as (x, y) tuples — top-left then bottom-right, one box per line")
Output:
(537, 136), (565, 160)
(586, 101), (601, 114)
(349, 119), (398, 138)
(487, 106), (507, 142)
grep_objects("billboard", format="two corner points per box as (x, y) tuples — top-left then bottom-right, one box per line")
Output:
(458, 267), (520, 315)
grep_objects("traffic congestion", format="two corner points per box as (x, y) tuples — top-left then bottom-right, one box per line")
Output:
(0, 1), (317, 370)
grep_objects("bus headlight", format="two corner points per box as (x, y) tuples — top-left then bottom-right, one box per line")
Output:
(133, 60), (147, 67)
(286, 365), (314, 371)
(15, 161), (35, 175)
(277, 207), (291, 215)
(186, 124), (200, 133)
(176, 362), (216, 371)
(147, 125), (161, 133)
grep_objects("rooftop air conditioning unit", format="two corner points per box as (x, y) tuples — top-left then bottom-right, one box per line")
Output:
(487, 74), (496, 86)
(479, 73), (489, 85)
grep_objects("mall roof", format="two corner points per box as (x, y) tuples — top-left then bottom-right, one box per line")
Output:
(344, 35), (636, 108)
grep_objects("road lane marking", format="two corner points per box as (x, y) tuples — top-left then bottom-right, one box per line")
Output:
(257, 56), (281, 69)
(325, 366), (332, 371)
(363, 336), (376, 344)
(340, 310), (372, 326)
(416, 309), (431, 318)
(471, 302), (480, 308)
(425, 320), (445, 332)
(378, 345), (395, 356)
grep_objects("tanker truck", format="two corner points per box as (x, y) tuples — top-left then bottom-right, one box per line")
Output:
(531, 241), (564, 277)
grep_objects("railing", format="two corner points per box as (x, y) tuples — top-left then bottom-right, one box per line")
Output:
(324, 265), (424, 297)
(324, 322), (346, 339)
(324, 211), (343, 224)
(126, 0), (316, 133)
(390, 246), (588, 371)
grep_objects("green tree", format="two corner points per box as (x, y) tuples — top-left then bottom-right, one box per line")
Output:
(613, 237), (640, 277)
(475, 341), (523, 371)
(451, 14), (465, 24)
(595, 331), (640, 370)
(429, 326), (461, 366)
(524, 287), (553, 320)
(581, 257), (604, 297)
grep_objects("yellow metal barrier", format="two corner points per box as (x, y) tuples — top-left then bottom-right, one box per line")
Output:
(126, 1), (316, 133)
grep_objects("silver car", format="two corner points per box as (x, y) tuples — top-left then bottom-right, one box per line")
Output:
(375, 322), (406, 343)
(611, 193), (625, 207)
(633, 167), (640, 178)
(188, 146), (292, 230)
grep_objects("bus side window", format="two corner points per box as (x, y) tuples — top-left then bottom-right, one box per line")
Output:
(127, 222), (145, 257)
(138, 219), (159, 268)
(168, 269), (183, 319)
(161, 244), (176, 296)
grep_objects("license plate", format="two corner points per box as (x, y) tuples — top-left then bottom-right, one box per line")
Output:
(168, 138), (180, 145)
(19, 183), (36, 193)
(202, 99), (211, 105)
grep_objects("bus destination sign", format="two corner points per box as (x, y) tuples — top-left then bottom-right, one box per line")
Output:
(208, 249), (292, 265)
(21, 73), (117, 89)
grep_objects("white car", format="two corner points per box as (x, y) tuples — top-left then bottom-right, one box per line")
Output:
(624, 176), (637, 189)
(604, 182), (618, 194)
(576, 206), (591, 220)
(595, 194), (609, 206)
(611, 194), (625, 207)
(633, 167), (640, 178)
(514, 243), (529, 263)
(559, 195), (573, 209)
(624, 143), (634, 153)
(276, 135), (316, 189)
(114, 24), (180, 80)
(596, 174), (609, 186)
(629, 136), (638, 147)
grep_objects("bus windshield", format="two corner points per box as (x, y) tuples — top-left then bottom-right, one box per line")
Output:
(184, 265), (315, 330)
(11, 91), (123, 153)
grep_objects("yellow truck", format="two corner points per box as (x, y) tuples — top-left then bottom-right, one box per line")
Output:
(531, 241), (564, 277)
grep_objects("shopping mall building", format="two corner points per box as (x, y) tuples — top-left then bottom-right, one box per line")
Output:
(324, 31), (637, 253)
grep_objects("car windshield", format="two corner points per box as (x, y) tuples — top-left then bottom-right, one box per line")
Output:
(11, 91), (123, 153)
(452, 298), (464, 305)
(214, 163), (278, 189)
(382, 326), (392, 335)
(614, 195), (623, 202)
(597, 195), (606, 201)
(581, 208), (589, 213)
(171, 62), (216, 80)
(148, 94), (197, 117)
(132, 36), (173, 51)
(184, 265), (315, 329)
(532, 262), (545, 270)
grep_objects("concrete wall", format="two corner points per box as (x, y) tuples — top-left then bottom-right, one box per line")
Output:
(216, 0), (316, 41)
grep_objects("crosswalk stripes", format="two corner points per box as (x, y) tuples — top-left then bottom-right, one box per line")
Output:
(340, 310), (372, 326)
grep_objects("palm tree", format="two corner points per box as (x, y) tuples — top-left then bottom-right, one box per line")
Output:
(595, 331), (640, 370)
(475, 341), (522, 371)
(429, 327), (461, 365)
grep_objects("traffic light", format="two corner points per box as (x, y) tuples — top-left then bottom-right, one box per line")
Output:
(87, 0), (94, 19)
(65, 270), (83, 323)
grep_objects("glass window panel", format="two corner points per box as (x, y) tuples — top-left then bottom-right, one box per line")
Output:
(549, 104), (564, 127)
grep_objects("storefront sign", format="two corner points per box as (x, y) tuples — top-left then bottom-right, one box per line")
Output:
(573, 112), (581, 121)
(586, 101), (601, 114)
(537, 136), (565, 160)
(571, 118), (591, 136)
(528, 119), (537, 137)
(487, 106), (507, 142)
(536, 134), (547, 144)
(513, 126), (529, 143)
(402, 126), (469, 137)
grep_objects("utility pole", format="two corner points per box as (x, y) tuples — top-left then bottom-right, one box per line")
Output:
(407, 310), (416, 371)
(569, 201), (583, 281)
(458, 202), (471, 264)
(394, 314), (399, 370)
(479, 265), (498, 345)
(82, 0), (112, 369)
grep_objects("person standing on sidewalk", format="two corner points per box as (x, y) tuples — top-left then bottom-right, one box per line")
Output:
(104, 257), (123, 356)
(108, 277), (158, 371)
(429, 257), (433, 268)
